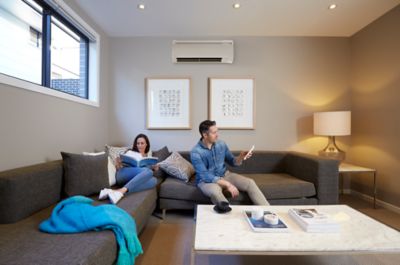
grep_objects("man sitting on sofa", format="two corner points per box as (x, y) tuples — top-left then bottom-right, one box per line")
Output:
(190, 120), (269, 213)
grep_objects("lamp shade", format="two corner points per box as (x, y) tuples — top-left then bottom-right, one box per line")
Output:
(313, 111), (351, 136)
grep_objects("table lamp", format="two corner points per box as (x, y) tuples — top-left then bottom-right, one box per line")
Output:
(313, 111), (351, 160)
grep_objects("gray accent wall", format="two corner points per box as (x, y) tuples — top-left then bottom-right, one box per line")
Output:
(349, 5), (400, 208)
(108, 37), (351, 153)
(0, 1), (110, 171)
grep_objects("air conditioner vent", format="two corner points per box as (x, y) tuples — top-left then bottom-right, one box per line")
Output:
(176, 57), (223, 63)
(172, 40), (234, 64)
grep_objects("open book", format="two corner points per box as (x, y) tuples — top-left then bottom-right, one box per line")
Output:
(120, 151), (158, 168)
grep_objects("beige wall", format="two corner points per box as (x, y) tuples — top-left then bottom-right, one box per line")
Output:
(108, 37), (351, 153)
(348, 6), (400, 207)
(0, 1), (110, 171)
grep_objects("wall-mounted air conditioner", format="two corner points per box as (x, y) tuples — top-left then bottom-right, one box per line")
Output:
(172, 40), (234, 64)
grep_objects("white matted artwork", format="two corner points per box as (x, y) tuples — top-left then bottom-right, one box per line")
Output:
(208, 78), (255, 129)
(146, 78), (191, 129)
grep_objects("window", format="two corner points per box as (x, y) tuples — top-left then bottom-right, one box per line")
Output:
(0, 0), (89, 99)
(0, 0), (42, 84)
(29, 26), (42, 48)
(50, 17), (88, 98)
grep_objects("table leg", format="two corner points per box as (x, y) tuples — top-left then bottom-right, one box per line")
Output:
(339, 173), (344, 195)
(373, 171), (377, 209)
(190, 248), (196, 265)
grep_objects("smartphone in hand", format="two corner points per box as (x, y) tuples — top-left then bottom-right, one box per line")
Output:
(244, 145), (255, 160)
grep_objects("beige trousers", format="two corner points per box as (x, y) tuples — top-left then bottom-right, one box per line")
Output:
(198, 171), (269, 206)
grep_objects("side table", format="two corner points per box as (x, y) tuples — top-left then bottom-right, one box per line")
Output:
(339, 163), (377, 208)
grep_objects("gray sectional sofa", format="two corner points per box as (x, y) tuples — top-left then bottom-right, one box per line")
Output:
(0, 150), (339, 265)
(0, 160), (157, 265)
(159, 151), (340, 218)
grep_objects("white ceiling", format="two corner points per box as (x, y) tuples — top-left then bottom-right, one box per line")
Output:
(69, 0), (400, 37)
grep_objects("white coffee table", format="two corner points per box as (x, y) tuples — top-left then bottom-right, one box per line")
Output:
(191, 205), (400, 265)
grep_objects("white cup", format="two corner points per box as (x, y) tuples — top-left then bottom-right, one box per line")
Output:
(251, 209), (264, 220)
(264, 213), (279, 225)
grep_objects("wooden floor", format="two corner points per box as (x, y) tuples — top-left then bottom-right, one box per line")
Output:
(135, 195), (400, 265)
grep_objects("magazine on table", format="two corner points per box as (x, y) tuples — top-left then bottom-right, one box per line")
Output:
(244, 210), (289, 233)
(288, 208), (340, 233)
(120, 150), (158, 168)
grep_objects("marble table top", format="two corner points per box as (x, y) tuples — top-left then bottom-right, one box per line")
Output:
(194, 205), (400, 253)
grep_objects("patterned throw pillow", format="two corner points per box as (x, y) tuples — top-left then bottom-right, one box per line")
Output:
(159, 152), (195, 182)
(105, 145), (130, 165)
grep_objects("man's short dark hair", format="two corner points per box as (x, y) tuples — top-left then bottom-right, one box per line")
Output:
(199, 120), (216, 139)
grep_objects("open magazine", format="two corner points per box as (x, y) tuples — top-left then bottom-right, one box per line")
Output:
(120, 150), (158, 168)
(244, 210), (289, 233)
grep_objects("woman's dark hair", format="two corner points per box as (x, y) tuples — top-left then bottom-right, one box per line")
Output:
(132, 134), (151, 154)
(199, 120), (216, 139)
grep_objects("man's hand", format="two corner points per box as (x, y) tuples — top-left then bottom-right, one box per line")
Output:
(236, 150), (253, 165)
(226, 183), (239, 198)
(217, 179), (239, 198)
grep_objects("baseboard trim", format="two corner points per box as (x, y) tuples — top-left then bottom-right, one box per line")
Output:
(342, 188), (351, 195)
(347, 189), (400, 215)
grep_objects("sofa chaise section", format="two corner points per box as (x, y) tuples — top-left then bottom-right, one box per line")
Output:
(0, 160), (157, 265)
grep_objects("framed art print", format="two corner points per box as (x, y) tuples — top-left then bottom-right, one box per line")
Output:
(146, 78), (191, 129)
(208, 78), (255, 129)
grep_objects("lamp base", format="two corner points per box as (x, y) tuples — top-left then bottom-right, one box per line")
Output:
(318, 136), (345, 161)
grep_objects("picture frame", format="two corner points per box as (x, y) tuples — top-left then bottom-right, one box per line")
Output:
(208, 77), (255, 129)
(146, 77), (191, 129)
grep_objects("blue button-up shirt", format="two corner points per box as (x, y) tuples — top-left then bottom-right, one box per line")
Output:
(191, 140), (239, 185)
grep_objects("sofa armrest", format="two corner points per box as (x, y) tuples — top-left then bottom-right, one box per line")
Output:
(284, 152), (339, 204)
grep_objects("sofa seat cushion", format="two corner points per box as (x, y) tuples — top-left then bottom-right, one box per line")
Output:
(0, 204), (117, 265)
(0, 188), (157, 265)
(159, 177), (251, 204)
(242, 173), (316, 199)
(159, 177), (209, 203)
(92, 187), (157, 234)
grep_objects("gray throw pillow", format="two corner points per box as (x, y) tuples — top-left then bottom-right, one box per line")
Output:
(152, 146), (171, 162)
(61, 152), (109, 197)
(159, 152), (195, 182)
(152, 146), (171, 179)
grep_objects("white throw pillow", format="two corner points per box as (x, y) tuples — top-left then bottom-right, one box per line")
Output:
(83, 151), (117, 186)
(159, 152), (195, 182)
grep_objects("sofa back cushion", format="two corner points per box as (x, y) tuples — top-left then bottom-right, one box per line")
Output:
(179, 152), (191, 162)
(0, 161), (63, 224)
(227, 151), (287, 174)
(179, 151), (286, 174)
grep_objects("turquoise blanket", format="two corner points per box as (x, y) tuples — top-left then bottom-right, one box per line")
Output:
(39, 196), (143, 265)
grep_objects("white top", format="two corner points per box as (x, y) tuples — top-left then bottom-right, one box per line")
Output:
(194, 205), (400, 253)
(339, 163), (376, 173)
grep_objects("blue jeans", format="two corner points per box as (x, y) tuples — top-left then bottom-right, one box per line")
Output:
(116, 167), (156, 194)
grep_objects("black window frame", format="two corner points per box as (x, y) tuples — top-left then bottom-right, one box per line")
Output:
(23, 0), (90, 99)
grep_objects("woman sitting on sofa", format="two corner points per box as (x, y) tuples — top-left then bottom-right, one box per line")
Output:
(100, 134), (158, 204)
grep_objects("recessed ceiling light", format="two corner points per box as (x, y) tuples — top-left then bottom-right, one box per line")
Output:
(137, 4), (145, 10)
(233, 3), (241, 9)
(328, 4), (337, 10)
